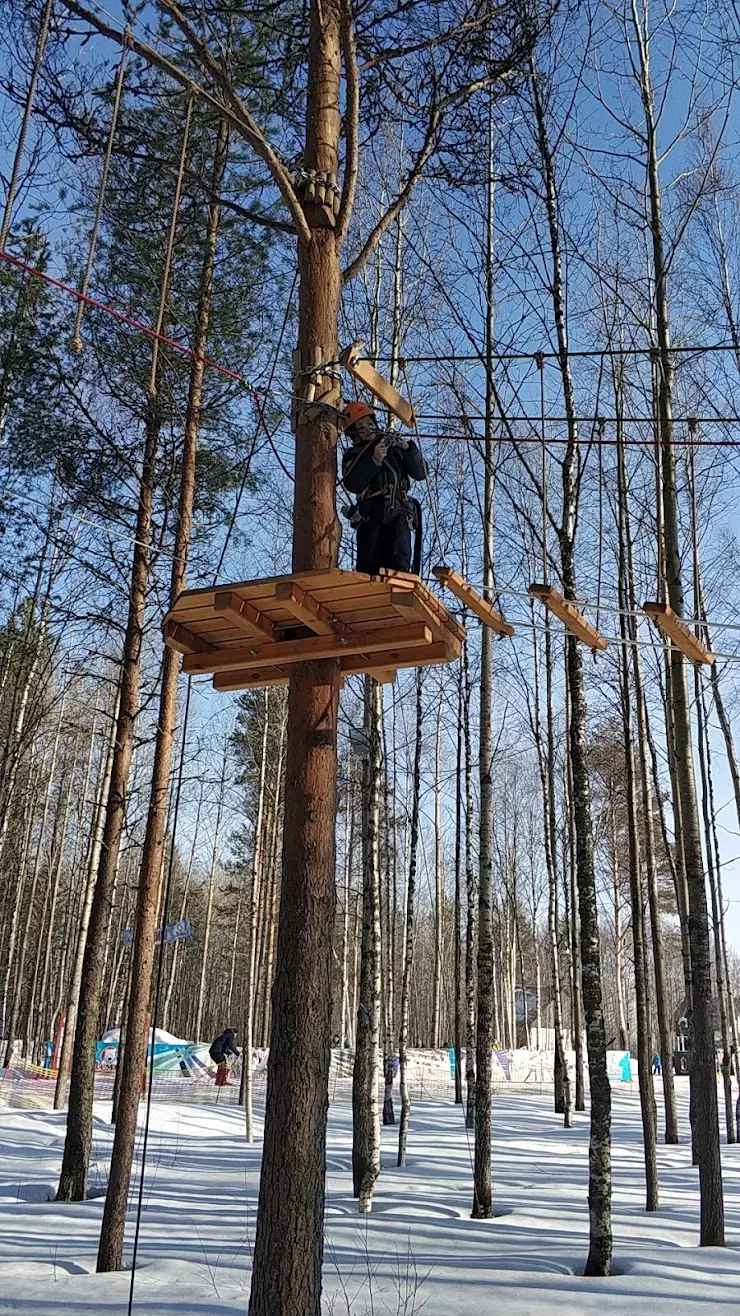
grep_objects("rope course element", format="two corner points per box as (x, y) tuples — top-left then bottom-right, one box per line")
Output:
(72, 34), (130, 350)
(0, 0), (54, 248)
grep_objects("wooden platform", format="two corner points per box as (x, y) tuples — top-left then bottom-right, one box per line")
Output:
(643, 601), (715, 666)
(163, 569), (466, 690)
(529, 583), (607, 652)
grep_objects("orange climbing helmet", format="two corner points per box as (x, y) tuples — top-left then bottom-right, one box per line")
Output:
(343, 400), (376, 428)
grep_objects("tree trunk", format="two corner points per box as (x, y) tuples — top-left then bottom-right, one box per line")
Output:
(611, 810), (629, 1053)
(629, 4), (723, 1242)
(96, 114), (227, 1267)
(453, 670), (464, 1104)
(245, 694), (270, 1142)
(195, 748), (228, 1042)
(398, 669), (423, 1167)
(462, 637), (476, 1129)
(530, 56), (611, 1274)
(432, 705), (443, 1050)
(351, 676), (382, 1211)
(249, 6), (342, 1294)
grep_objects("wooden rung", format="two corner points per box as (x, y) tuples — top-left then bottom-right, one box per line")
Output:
(432, 566), (514, 637)
(529, 583), (607, 652)
(214, 591), (275, 641)
(340, 341), (416, 427)
(183, 623), (433, 676)
(163, 622), (216, 655)
(274, 581), (347, 637)
(643, 602), (715, 666)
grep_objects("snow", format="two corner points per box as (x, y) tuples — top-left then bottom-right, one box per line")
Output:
(1, 1086), (739, 1313)
(100, 1028), (188, 1046)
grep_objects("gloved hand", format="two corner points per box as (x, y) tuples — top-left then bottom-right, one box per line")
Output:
(373, 439), (388, 464)
(396, 434), (410, 449)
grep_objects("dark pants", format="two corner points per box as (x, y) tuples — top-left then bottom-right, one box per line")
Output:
(356, 515), (412, 574)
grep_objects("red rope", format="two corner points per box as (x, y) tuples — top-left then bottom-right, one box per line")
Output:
(0, 246), (250, 387)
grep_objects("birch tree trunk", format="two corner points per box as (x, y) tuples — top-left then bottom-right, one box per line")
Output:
(462, 637), (476, 1129)
(432, 704), (443, 1050)
(195, 749), (228, 1042)
(352, 676), (382, 1211)
(531, 57), (611, 1274)
(245, 694), (270, 1143)
(398, 669), (423, 1166)
(630, 4), (724, 1243)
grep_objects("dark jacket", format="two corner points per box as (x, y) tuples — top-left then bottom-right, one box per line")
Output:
(209, 1029), (239, 1063)
(342, 436), (426, 523)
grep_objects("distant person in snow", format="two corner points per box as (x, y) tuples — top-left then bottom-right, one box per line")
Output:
(209, 1027), (239, 1087)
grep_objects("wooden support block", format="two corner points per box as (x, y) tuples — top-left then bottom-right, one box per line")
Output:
(643, 602), (715, 665)
(214, 591), (275, 641)
(365, 669), (397, 684)
(340, 341), (416, 427)
(390, 589), (464, 654)
(163, 621), (216, 655)
(183, 623), (433, 676)
(274, 580), (347, 637)
(432, 566), (514, 637)
(529, 583), (607, 652)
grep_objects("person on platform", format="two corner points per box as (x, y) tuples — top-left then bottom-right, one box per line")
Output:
(341, 401), (426, 575)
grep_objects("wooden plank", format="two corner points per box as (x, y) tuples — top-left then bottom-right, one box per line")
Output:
(213, 668), (290, 692)
(163, 621), (216, 655)
(342, 641), (450, 676)
(643, 601), (715, 666)
(433, 566), (514, 637)
(364, 669), (397, 684)
(182, 623), (433, 676)
(214, 590), (276, 641)
(340, 342), (416, 427)
(529, 583), (607, 652)
(273, 580), (347, 636)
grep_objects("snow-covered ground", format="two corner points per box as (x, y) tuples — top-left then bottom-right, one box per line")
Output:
(1, 1086), (738, 1312)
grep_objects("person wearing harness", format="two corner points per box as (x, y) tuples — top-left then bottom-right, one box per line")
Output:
(341, 401), (427, 575)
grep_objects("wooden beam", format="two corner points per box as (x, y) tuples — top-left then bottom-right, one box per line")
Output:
(213, 590), (275, 641)
(339, 341), (416, 427)
(342, 640), (450, 676)
(364, 669), (397, 684)
(274, 580), (347, 637)
(163, 621), (216, 655)
(643, 601), (715, 666)
(432, 566), (514, 637)
(529, 583), (607, 652)
(183, 622), (433, 676)
(213, 668), (290, 692)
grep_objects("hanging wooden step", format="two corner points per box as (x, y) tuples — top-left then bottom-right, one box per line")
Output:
(339, 341), (416, 427)
(164, 568), (465, 691)
(643, 601), (714, 666)
(529, 583), (607, 652)
(432, 566), (514, 636)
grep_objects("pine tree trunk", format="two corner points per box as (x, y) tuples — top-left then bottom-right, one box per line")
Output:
(398, 670), (423, 1167)
(352, 676), (382, 1210)
(195, 751), (228, 1042)
(96, 117), (229, 1268)
(57, 395), (160, 1202)
(249, 8), (343, 1296)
